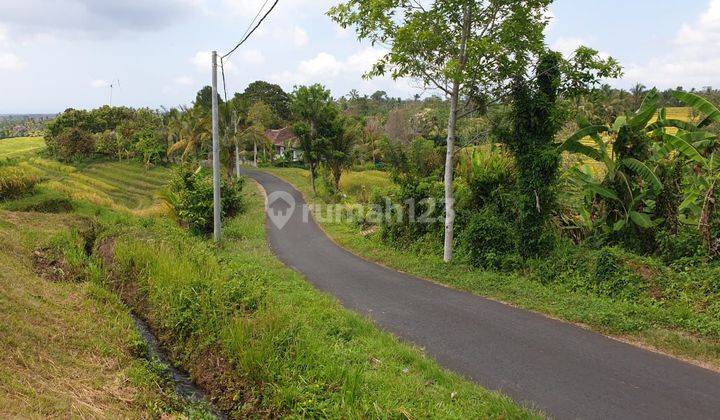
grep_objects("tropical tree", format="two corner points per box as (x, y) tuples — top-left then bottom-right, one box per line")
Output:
(323, 115), (362, 190)
(664, 91), (720, 255)
(291, 84), (339, 195)
(330, 0), (618, 261)
(167, 107), (211, 161)
(560, 91), (663, 241)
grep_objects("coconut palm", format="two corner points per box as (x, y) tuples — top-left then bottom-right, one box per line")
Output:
(167, 107), (211, 161)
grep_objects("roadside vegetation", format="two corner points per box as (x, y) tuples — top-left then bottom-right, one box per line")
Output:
(1, 100), (535, 418)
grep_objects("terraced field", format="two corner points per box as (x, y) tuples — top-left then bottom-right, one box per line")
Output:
(0, 136), (170, 215)
(0, 137), (45, 159)
(20, 159), (171, 214)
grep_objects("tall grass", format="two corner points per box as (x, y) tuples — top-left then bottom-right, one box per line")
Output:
(0, 165), (41, 199)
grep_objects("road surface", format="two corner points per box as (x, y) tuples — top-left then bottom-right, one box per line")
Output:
(245, 169), (720, 419)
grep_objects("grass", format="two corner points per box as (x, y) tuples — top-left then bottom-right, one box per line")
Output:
(0, 210), (204, 417)
(101, 180), (537, 418)
(265, 167), (720, 372)
(0, 136), (46, 160)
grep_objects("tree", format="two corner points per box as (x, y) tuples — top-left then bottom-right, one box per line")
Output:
(194, 86), (223, 114)
(291, 84), (339, 195)
(167, 107), (211, 161)
(330, 0), (552, 262)
(323, 115), (361, 190)
(240, 101), (274, 166)
(239, 81), (291, 121)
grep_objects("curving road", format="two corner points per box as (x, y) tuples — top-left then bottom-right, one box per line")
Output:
(245, 169), (720, 419)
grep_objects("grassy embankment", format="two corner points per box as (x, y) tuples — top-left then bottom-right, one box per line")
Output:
(0, 139), (535, 417)
(0, 139), (210, 416)
(263, 167), (720, 372)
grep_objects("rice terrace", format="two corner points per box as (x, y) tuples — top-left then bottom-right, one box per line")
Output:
(2, 0), (720, 418)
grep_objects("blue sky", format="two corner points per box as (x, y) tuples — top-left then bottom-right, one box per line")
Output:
(0, 0), (716, 114)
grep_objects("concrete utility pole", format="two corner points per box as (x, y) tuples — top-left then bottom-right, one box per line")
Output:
(211, 51), (222, 242)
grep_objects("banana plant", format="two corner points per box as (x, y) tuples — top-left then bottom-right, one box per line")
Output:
(661, 92), (720, 255)
(558, 90), (663, 232)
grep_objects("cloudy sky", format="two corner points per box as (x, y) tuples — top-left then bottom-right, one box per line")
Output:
(0, 0), (716, 114)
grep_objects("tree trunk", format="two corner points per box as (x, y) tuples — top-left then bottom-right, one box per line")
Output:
(253, 141), (258, 167)
(443, 82), (460, 263)
(442, 6), (471, 263)
(310, 163), (317, 195)
(235, 142), (241, 178)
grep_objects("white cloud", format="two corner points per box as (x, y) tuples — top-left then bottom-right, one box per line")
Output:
(298, 52), (344, 77)
(240, 49), (265, 65)
(270, 47), (387, 88)
(622, 0), (720, 88)
(293, 26), (308, 47)
(0, 25), (8, 45)
(0, 52), (24, 70)
(551, 37), (585, 58)
(174, 75), (194, 85)
(90, 79), (108, 88)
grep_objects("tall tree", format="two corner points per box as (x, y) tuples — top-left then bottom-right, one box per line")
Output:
(240, 81), (291, 121)
(330, 0), (552, 262)
(291, 84), (339, 195)
(194, 86), (223, 114)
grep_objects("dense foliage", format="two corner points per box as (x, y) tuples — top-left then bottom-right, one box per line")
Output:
(164, 166), (245, 234)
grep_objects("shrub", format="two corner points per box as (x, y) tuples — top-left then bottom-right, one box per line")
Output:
(378, 177), (444, 246)
(456, 147), (517, 213)
(657, 228), (707, 264)
(164, 166), (245, 234)
(48, 127), (96, 160)
(0, 165), (41, 200)
(458, 209), (519, 270)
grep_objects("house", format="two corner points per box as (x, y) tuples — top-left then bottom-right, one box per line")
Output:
(265, 127), (301, 161)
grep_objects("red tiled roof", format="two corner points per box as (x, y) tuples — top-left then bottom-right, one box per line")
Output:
(265, 127), (297, 146)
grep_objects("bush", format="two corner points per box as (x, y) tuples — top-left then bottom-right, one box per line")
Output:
(456, 147), (517, 212)
(0, 166), (41, 200)
(458, 209), (519, 270)
(657, 228), (707, 264)
(379, 177), (444, 246)
(165, 166), (245, 234)
(48, 127), (96, 160)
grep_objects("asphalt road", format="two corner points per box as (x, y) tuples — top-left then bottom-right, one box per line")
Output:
(245, 169), (720, 419)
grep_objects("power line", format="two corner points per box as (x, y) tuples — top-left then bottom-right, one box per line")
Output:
(221, 0), (279, 60)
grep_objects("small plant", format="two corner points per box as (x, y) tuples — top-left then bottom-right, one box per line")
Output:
(164, 166), (245, 234)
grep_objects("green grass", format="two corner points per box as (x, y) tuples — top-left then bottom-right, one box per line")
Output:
(0, 210), (204, 417)
(0, 136), (45, 160)
(101, 180), (537, 418)
(17, 158), (171, 214)
(265, 167), (720, 371)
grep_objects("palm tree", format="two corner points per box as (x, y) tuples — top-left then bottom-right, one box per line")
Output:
(167, 107), (211, 161)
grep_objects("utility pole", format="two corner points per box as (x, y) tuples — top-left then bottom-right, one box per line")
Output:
(211, 51), (222, 242)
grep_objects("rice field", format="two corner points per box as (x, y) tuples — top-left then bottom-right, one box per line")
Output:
(23, 159), (171, 214)
(0, 137), (46, 160)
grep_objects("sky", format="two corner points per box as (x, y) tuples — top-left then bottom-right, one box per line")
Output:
(0, 0), (716, 114)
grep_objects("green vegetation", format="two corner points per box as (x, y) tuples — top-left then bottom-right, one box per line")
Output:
(0, 165), (41, 199)
(164, 166), (246, 234)
(0, 136), (45, 160)
(0, 210), (209, 417)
